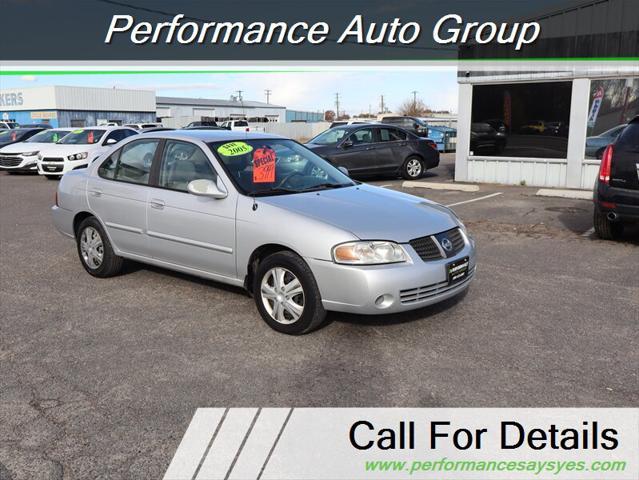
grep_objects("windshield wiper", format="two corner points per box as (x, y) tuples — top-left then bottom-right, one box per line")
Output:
(248, 187), (302, 197)
(299, 182), (352, 192)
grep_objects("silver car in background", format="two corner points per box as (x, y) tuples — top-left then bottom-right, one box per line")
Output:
(52, 130), (476, 334)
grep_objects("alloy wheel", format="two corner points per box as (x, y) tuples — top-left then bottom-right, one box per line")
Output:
(406, 158), (422, 178)
(260, 267), (305, 324)
(80, 226), (104, 269)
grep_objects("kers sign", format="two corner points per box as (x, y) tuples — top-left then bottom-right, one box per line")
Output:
(0, 92), (24, 107)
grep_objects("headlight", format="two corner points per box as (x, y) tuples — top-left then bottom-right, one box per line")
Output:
(68, 152), (88, 161)
(332, 241), (407, 265)
(22, 151), (39, 156)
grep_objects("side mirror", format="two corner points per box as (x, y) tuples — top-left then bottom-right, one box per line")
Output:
(338, 166), (350, 177)
(105, 138), (117, 145)
(187, 178), (228, 199)
(341, 139), (353, 149)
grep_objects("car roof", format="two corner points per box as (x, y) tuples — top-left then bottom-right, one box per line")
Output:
(139, 129), (285, 142)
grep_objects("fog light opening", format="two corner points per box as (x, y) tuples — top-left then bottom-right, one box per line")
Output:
(374, 294), (394, 309)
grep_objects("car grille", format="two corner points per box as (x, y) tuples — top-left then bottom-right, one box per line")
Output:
(408, 236), (442, 260)
(0, 155), (22, 167)
(399, 267), (475, 305)
(42, 157), (64, 163)
(41, 164), (63, 173)
(409, 227), (465, 261)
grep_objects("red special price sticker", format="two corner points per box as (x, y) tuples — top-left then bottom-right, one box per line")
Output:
(253, 146), (276, 183)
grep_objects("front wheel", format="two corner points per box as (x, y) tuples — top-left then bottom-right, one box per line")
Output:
(253, 251), (326, 335)
(76, 217), (124, 277)
(401, 156), (424, 180)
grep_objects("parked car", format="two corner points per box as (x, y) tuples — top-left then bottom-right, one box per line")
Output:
(593, 116), (639, 239)
(185, 121), (219, 128)
(182, 126), (228, 131)
(470, 123), (507, 154)
(36, 126), (138, 179)
(380, 116), (429, 137)
(426, 126), (457, 152)
(483, 119), (508, 134)
(0, 127), (46, 149)
(0, 128), (72, 173)
(124, 122), (164, 130)
(219, 119), (265, 132)
(0, 121), (19, 129)
(305, 124), (439, 179)
(586, 124), (627, 159)
(52, 130), (475, 334)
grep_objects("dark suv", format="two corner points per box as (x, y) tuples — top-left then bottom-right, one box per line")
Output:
(380, 116), (429, 137)
(593, 116), (639, 239)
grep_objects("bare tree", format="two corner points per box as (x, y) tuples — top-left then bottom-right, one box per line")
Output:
(324, 110), (336, 122)
(397, 98), (432, 117)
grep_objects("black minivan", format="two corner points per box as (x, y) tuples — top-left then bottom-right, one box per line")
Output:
(593, 116), (639, 239)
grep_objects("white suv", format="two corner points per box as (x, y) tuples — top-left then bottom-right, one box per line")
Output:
(0, 128), (72, 173)
(37, 126), (137, 178)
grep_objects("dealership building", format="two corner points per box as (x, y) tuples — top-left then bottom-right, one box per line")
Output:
(0, 86), (156, 128)
(0, 86), (323, 129)
(455, 0), (639, 189)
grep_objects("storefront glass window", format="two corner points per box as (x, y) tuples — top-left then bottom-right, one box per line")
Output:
(585, 77), (639, 159)
(470, 82), (572, 159)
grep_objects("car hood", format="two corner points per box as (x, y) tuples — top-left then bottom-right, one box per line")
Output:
(258, 184), (458, 243)
(0, 142), (51, 154)
(36, 143), (102, 157)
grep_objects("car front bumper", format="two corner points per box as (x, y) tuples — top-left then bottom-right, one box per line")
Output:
(307, 236), (476, 315)
(0, 154), (39, 172)
(38, 158), (88, 176)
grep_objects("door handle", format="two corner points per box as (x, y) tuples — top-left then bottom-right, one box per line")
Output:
(89, 189), (102, 197)
(150, 199), (165, 210)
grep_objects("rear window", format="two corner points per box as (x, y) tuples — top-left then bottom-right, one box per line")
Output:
(616, 123), (639, 150)
(234, 120), (248, 127)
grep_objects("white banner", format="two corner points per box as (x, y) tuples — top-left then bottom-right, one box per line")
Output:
(164, 408), (638, 480)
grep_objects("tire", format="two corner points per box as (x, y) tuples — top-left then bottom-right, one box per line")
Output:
(593, 209), (623, 240)
(401, 156), (424, 180)
(45, 175), (61, 180)
(75, 217), (124, 277)
(253, 251), (326, 335)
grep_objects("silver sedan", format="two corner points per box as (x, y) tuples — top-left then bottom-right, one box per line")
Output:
(52, 130), (476, 334)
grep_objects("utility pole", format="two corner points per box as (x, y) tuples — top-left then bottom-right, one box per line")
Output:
(379, 95), (386, 114)
(264, 89), (272, 104)
(236, 90), (243, 102)
(335, 92), (340, 119)
(412, 90), (418, 112)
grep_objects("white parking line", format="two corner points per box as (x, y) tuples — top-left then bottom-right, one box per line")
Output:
(536, 188), (592, 200)
(581, 227), (595, 238)
(446, 192), (503, 207)
(378, 184), (392, 188)
(403, 180), (480, 192)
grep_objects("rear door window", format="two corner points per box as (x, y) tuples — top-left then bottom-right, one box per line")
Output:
(379, 128), (407, 142)
(106, 139), (159, 185)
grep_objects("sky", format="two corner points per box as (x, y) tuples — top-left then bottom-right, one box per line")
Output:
(2, 69), (458, 115)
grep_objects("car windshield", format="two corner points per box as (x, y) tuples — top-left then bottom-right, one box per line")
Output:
(308, 127), (349, 145)
(58, 129), (105, 145)
(209, 138), (355, 196)
(0, 129), (31, 143)
(25, 130), (70, 143)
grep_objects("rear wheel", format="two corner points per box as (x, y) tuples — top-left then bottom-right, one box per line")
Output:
(593, 209), (623, 240)
(401, 156), (424, 180)
(253, 251), (326, 335)
(76, 217), (124, 277)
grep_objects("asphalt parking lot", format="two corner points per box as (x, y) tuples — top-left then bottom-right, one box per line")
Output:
(1, 156), (638, 479)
